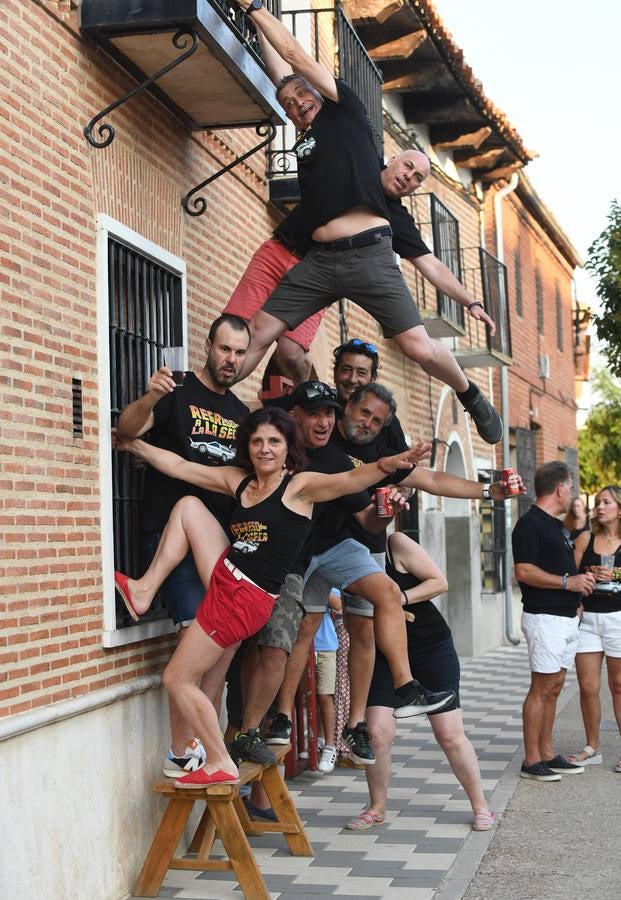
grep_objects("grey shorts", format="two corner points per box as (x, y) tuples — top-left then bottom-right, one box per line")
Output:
(262, 234), (423, 338)
(256, 573), (305, 654)
(302, 538), (384, 613)
(343, 552), (386, 618)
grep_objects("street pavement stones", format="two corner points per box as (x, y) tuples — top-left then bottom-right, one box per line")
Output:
(132, 643), (613, 900)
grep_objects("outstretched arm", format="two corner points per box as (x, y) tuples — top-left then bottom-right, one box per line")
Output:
(400, 466), (524, 500)
(233, 2), (337, 100)
(254, 20), (293, 84)
(292, 448), (419, 505)
(115, 435), (244, 496)
(411, 253), (496, 335)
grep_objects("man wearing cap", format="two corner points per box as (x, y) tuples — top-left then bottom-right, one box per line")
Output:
(230, 2), (502, 445)
(230, 381), (454, 769)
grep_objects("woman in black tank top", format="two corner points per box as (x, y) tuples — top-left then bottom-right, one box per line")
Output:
(114, 407), (421, 787)
(570, 485), (621, 769)
(348, 532), (494, 833)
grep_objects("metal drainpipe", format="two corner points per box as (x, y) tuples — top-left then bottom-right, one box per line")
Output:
(494, 173), (521, 644)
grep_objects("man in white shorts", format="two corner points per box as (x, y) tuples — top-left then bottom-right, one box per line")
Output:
(512, 461), (596, 781)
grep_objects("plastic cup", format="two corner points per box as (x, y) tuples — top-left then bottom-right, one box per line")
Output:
(163, 347), (186, 386)
(601, 555), (616, 571)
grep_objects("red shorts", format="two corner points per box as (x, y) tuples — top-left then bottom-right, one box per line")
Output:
(223, 238), (326, 352)
(195, 553), (276, 648)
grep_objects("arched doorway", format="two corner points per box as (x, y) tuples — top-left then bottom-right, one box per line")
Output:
(443, 439), (476, 655)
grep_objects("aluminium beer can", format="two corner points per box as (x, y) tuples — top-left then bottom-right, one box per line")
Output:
(375, 486), (394, 517)
(502, 468), (521, 496)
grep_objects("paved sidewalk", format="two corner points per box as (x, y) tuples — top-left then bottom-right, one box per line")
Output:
(134, 644), (546, 899)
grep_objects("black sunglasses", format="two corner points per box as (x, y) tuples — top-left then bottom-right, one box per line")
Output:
(561, 528), (575, 552)
(302, 382), (337, 402)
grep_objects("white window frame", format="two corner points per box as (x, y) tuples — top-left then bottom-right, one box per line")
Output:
(96, 214), (187, 647)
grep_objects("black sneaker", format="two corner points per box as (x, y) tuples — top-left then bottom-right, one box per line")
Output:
(519, 761), (562, 781)
(543, 755), (585, 775)
(264, 712), (292, 745)
(342, 722), (376, 765)
(461, 388), (503, 445)
(230, 729), (277, 765)
(393, 681), (455, 719)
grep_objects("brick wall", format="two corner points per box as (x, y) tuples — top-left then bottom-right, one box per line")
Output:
(0, 1), (579, 718)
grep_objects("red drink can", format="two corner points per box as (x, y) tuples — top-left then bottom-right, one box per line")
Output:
(375, 486), (394, 517)
(502, 468), (521, 496)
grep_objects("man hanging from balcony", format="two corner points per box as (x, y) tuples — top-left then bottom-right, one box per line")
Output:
(230, 1), (502, 444)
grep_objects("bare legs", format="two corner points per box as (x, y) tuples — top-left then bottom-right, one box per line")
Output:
(363, 706), (490, 821)
(573, 652), (621, 764)
(522, 669), (566, 765)
(163, 620), (239, 777)
(393, 325), (469, 393)
(276, 613), (322, 716)
(122, 496), (229, 615)
(274, 337), (312, 385)
(345, 614), (377, 727)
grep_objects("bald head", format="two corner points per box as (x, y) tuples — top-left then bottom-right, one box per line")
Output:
(381, 149), (430, 199)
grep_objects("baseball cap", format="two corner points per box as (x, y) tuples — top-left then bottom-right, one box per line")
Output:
(288, 381), (340, 412)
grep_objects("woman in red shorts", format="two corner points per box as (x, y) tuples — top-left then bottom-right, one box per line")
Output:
(115, 407), (418, 788)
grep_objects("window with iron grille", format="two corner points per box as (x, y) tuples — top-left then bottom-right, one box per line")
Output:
(535, 264), (544, 334)
(555, 280), (564, 351)
(398, 495), (419, 545)
(478, 469), (505, 593)
(109, 237), (184, 629)
(514, 244), (523, 317)
(429, 195), (465, 329)
(479, 248), (512, 360)
(515, 427), (537, 519)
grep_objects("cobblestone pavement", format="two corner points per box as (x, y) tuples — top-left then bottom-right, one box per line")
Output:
(135, 644), (577, 899)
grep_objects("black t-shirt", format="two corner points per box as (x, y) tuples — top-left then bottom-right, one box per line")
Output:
(305, 442), (372, 557)
(385, 195), (431, 260)
(512, 504), (580, 616)
(580, 532), (621, 613)
(295, 79), (389, 232)
(277, 191), (431, 262)
(227, 475), (313, 594)
(140, 372), (249, 533)
(329, 417), (411, 553)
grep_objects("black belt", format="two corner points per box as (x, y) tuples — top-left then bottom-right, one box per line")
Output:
(313, 225), (392, 252)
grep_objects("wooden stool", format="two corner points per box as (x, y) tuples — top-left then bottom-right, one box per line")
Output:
(133, 744), (312, 899)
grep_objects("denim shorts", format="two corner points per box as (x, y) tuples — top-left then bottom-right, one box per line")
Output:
(343, 552), (386, 618)
(143, 533), (205, 630)
(302, 538), (384, 613)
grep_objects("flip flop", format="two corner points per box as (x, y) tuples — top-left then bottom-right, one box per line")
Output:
(175, 768), (240, 789)
(114, 571), (139, 622)
(568, 745), (602, 765)
(614, 760), (621, 773)
(345, 810), (385, 830)
(472, 811), (496, 831)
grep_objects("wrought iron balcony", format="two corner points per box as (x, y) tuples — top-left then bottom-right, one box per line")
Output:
(455, 247), (512, 368)
(80, 0), (285, 143)
(266, 5), (383, 210)
(400, 192), (465, 338)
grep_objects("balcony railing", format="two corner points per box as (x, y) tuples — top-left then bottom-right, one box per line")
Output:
(266, 5), (383, 207)
(456, 245), (512, 368)
(479, 249), (512, 360)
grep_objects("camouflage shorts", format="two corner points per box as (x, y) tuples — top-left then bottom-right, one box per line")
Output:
(256, 573), (305, 654)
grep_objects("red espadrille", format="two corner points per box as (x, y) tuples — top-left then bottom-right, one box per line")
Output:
(114, 571), (139, 622)
(175, 768), (240, 789)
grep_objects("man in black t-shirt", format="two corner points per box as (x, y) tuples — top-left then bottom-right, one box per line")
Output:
(116, 314), (250, 779)
(512, 461), (595, 782)
(232, 3), (502, 445)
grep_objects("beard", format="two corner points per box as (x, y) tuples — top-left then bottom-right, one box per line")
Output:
(207, 354), (236, 387)
(342, 417), (376, 445)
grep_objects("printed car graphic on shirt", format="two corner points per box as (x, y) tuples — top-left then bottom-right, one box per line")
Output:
(295, 133), (316, 162)
(232, 540), (258, 554)
(188, 438), (236, 462)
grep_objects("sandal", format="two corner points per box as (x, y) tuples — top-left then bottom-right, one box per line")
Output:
(613, 760), (621, 773)
(472, 811), (496, 831)
(345, 810), (385, 830)
(568, 745), (602, 765)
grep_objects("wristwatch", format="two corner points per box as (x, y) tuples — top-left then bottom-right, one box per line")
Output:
(246, 0), (263, 13)
(481, 484), (491, 501)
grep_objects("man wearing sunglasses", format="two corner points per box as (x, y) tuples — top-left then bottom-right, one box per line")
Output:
(230, 380), (454, 769)
(229, 3), (502, 446)
(513, 461), (596, 782)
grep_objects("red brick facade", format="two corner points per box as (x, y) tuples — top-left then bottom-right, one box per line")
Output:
(0, 1), (580, 719)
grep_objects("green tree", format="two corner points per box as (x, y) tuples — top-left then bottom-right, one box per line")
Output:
(587, 199), (621, 375)
(578, 367), (621, 496)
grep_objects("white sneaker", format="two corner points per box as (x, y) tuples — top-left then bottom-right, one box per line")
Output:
(318, 745), (337, 774)
(162, 738), (205, 778)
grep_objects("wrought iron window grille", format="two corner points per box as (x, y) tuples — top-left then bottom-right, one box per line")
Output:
(478, 469), (506, 594)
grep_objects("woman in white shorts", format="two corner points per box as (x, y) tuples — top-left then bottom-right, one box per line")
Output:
(570, 485), (621, 770)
